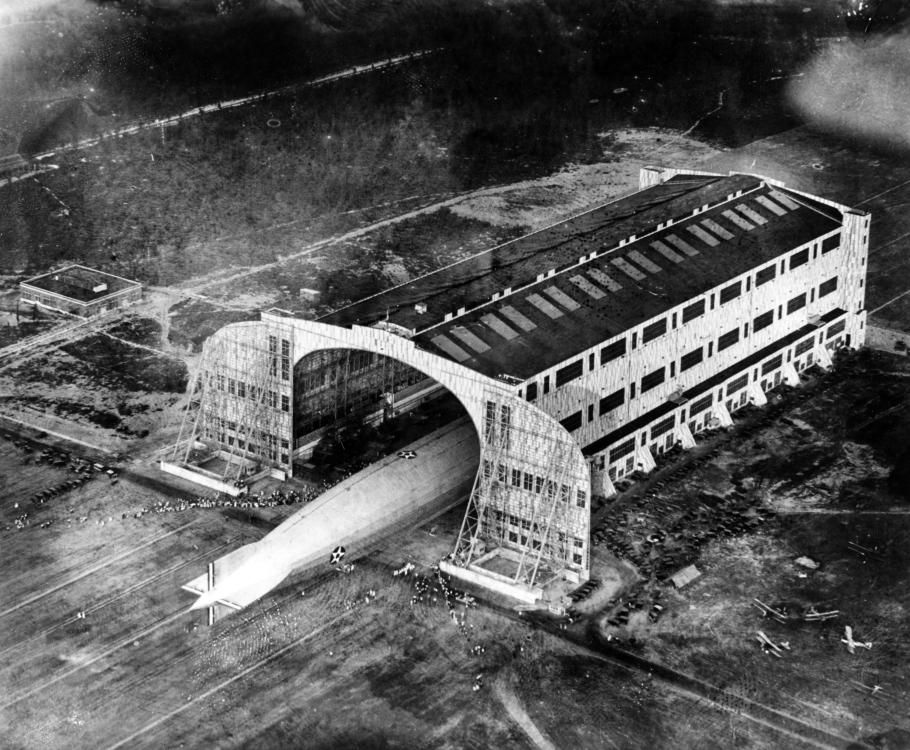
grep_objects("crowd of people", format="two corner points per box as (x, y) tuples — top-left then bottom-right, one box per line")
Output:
(404, 563), (489, 691)
(3, 455), (335, 530)
(132, 485), (329, 518)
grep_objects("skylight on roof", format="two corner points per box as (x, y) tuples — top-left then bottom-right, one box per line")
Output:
(626, 250), (663, 274)
(650, 240), (684, 264)
(450, 326), (491, 353)
(527, 293), (564, 319)
(480, 313), (520, 341)
(431, 334), (471, 361)
(686, 224), (720, 247)
(664, 234), (700, 257)
(735, 203), (768, 225)
(722, 209), (754, 231)
(610, 257), (646, 281)
(755, 195), (788, 216)
(587, 267), (622, 291)
(769, 190), (800, 211)
(700, 218), (734, 240)
(569, 274), (606, 298)
(543, 285), (581, 311)
(500, 304), (537, 331)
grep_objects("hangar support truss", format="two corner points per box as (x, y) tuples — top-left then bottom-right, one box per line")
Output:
(169, 317), (294, 484)
(166, 311), (592, 599)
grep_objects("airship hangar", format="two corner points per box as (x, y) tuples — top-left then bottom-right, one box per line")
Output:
(163, 165), (869, 611)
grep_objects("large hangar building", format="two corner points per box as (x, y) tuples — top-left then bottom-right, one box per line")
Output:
(167, 166), (868, 603)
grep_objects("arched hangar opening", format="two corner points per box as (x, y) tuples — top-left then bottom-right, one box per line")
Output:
(290, 346), (481, 531)
(168, 312), (592, 602)
(291, 346), (475, 476)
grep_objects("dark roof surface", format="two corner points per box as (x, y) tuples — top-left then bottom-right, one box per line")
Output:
(324, 172), (727, 331)
(326, 173), (845, 380)
(22, 265), (139, 303)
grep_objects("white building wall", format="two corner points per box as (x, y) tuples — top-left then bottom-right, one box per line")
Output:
(186, 170), (869, 582)
(278, 316), (593, 576)
(520, 198), (868, 489)
(840, 209), (871, 346)
(197, 313), (593, 580)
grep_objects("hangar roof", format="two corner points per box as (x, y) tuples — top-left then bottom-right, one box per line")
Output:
(323, 172), (844, 380)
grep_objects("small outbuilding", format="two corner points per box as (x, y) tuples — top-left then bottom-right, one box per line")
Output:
(669, 564), (702, 590)
(19, 264), (142, 317)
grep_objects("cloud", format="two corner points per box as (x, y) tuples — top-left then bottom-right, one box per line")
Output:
(787, 32), (910, 149)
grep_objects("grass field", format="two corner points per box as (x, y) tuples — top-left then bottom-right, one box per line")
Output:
(3, 4), (910, 747)
(587, 350), (910, 746)
(0, 425), (847, 750)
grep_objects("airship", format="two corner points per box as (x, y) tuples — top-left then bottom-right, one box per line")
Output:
(183, 417), (478, 621)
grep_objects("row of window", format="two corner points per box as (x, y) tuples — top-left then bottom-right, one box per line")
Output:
(504, 528), (585, 564)
(209, 421), (291, 463)
(214, 374), (291, 412)
(558, 356), (714, 434)
(297, 350), (376, 394)
(483, 400), (513, 450)
(674, 281), (838, 385)
(559, 306), (845, 432)
(572, 311), (847, 440)
(481, 460), (587, 508)
(602, 317), (848, 467)
(490, 506), (587, 565)
(558, 281), (842, 434)
(214, 420), (290, 447)
(528, 259), (841, 403)
(268, 336), (291, 381)
(624, 237), (840, 353)
(488, 509), (586, 546)
(493, 511), (585, 565)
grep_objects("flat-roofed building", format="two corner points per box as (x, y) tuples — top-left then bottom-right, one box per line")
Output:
(19, 264), (142, 317)
(168, 167), (869, 603)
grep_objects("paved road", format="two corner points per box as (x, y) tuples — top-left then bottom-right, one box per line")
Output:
(24, 50), (437, 165)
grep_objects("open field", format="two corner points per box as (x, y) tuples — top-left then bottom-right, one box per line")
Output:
(3, 99), (910, 750)
(0, 124), (719, 447)
(578, 350), (910, 747)
(0, 313), (187, 451)
(3, 351), (910, 748)
(0, 421), (859, 750)
(3, 4), (910, 748)
(1, 0), (835, 287)
(3, 112), (910, 749)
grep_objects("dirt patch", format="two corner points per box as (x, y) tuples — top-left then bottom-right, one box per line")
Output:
(4, 342), (184, 401)
(56, 336), (186, 395)
(449, 128), (720, 231)
(167, 299), (260, 352)
(0, 316), (188, 443)
(582, 350), (910, 742)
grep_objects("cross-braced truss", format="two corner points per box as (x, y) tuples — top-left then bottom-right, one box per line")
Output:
(168, 313), (591, 591)
(170, 319), (293, 482)
(453, 390), (587, 588)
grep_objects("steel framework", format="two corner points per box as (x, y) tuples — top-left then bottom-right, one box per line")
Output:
(168, 313), (592, 597)
(170, 317), (294, 482)
(452, 386), (587, 587)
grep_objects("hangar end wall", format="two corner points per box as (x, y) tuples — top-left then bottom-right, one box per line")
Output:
(175, 311), (592, 598)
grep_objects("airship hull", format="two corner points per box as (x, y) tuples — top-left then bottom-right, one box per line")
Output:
(185, 417), (478, 616)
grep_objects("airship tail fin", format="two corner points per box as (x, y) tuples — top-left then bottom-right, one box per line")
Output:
(182, 541), (291, 624)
